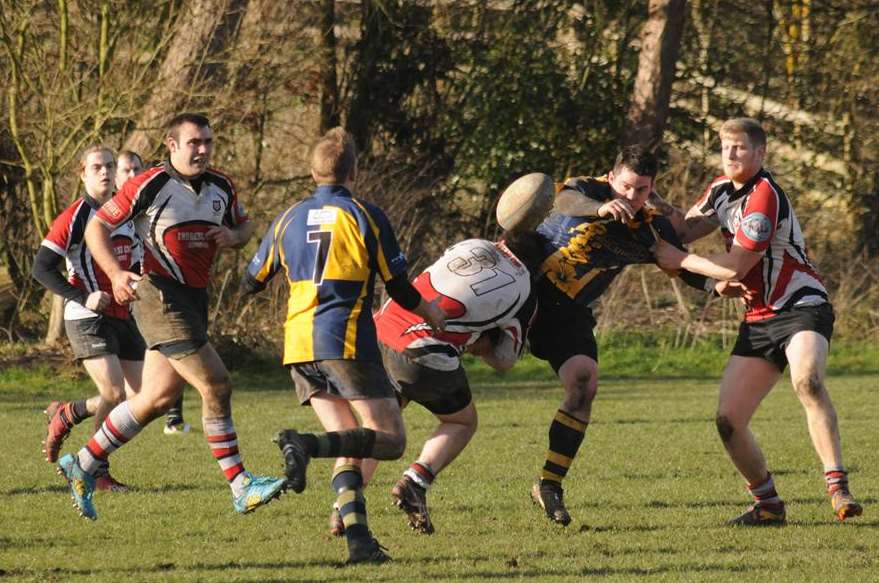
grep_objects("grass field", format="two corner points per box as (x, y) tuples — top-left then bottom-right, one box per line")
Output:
(1, 344), (878, 581)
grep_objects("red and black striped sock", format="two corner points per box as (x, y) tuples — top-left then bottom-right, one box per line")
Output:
(204, 417), (247, 495)
(748, 473), (784, 510)
(403, 461), (435, 490)
(77, 401), (143, 475)
(824, 468), (848, 495)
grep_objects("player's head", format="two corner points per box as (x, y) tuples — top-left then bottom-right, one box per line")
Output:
(719, 118), (766, 185)
(310, 127), (357, 186)
(166, 113), (213, 178)
(500, 229), (546, 274)
(115, 150), (144, 190)
(79, 145), (116, 201)
(608, 144), (657, 213)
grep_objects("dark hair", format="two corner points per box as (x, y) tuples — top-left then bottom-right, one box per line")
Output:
(167, 113), (211, 141)
(311, 127), (357, 184)
(500, 229), (546, 274)
(613, 144), (658, 178)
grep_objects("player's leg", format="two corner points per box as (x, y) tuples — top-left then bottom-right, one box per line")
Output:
(57, 349), (183, 519)
(716, 355), (784, 525)
(786, 330), (862, 520)
(163, 395), (191, 434)
(166, 342), (285, 513)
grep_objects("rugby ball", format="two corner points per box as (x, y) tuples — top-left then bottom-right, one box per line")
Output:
(496, 172), (555, 231)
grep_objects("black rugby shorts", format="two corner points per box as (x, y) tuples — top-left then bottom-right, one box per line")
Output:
(731, 303), (834, 371)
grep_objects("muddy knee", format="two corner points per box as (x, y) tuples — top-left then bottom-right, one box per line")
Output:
(715, 414), (735, 443)
(793, 372), (824, 399)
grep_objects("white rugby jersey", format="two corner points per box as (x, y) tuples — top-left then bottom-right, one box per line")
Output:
(41, 195), (140, 321)
(376, 238), (536, 371)
(692, 168), (827, 321)
(95, 161), (249, 288)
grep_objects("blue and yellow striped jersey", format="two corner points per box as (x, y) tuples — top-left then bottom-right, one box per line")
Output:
(247, 185), (408, 364)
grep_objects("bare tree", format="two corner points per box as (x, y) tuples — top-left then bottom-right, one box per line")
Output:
(622, 0), (687, 149)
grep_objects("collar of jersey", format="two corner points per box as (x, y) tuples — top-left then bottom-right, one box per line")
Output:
(313, 184), (352, 199)
(82, 193), (101, 210)
(727, 168), (767, 201)
(163, 159), (207, 191)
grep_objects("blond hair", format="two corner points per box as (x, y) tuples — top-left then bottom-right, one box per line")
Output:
(78, 145), (115, 172)
(310, 127), (357, 184)
(720, 118), (767, 147)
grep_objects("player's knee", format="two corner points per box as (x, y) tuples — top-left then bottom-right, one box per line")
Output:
(715, 414), (735, 443)
(793, 371), (824, 400)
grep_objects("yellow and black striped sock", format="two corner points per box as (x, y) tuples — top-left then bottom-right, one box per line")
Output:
(540, 409), (588, 486)
(332, 464), (370, 542)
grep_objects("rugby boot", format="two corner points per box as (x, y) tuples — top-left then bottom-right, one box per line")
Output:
(531, 481), (572, 526)
(346, 535), (391, 565)
(232, 472), (287, 514)
(831, 489), (863, 521)
(95, 472), (131, 493)
(391, 475), (435, 534)
(727, 502), (786, 526)
(163, 421), (192, 435)
(57, 454), (97, 520)
(273, 429), (311, 493)
(43, 401), (75, 463)
(329, 503), (345, 537)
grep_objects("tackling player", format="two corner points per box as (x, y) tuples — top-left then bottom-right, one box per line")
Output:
(528, 145), (712, 526)
(56, 113), (287, 520)
(244, 127), (445, 564)
(33, 146), (145, 492)
(654, 118), (863, 525)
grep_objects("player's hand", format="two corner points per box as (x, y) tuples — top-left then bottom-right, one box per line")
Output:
(84, 291), (111, 312)
(464, 334), (493, 357)
(715, 280), (754, 301)
(598, 199), (635, 222)
(421, 298), (447, 333)
(110, 270), (141, 304)
(652, 238), (686, 270)
(206, 226), (239, 248)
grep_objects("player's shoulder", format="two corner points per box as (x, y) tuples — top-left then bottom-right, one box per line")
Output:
(131, 165), (165, 187)
(563, 175), (612, 201)
(204, 167), (236, 194)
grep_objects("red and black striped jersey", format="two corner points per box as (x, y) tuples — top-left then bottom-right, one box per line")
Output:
(94, 161), (249, 288)
(693, 168), (827, 321)
(41, 195), (140, 320)
(376, 239), (536, 371)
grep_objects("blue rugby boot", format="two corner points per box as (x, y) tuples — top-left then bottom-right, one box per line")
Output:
(233, 472), (287, 514)
(57, 453), (97, 520)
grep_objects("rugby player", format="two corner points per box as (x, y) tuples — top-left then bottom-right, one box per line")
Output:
(33, 146), (144, 492)
(56, 113), (287, 520)
(115, 150), (191, 436)
(528, 145), (712, 526)
(243, 127), (445, 564)
(337, 232), (543, 536)
(653, 118), (863, 525)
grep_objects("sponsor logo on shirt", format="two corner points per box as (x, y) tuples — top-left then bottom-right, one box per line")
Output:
(740, 212), (772, 243)
(104, 200), (122, 219)
(307, 208), (337, 226)
(178, 231), (210, 248)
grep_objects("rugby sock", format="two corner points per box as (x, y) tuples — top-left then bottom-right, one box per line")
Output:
(165, 396), (184, 426)
(77, 401), (143, 475)
(204, 417), (247, 495)
(540, 409), (587, 486)
(748, 473), (784, 510)
(824, 467), (849, 495)
(404, 461), (436, 490)
(332, 464), (370, 543)
(70, 400), (91, 425)
(299, 428), (377, 459)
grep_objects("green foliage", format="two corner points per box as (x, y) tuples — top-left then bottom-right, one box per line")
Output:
(2, 363), (876, 581)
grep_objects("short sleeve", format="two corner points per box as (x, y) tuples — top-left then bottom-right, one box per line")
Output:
(734, 181), (778, 252)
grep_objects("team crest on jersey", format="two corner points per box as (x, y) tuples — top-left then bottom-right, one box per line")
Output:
(740, 212), (772, 243)
(212, 199), (222, 212)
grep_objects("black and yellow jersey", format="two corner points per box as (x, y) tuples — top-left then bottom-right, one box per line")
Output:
(536, 175), (696, 306)
(246, 184), (408, 364)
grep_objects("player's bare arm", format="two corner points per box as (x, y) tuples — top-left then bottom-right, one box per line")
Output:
(465, 330), (517, 373)
(84, 218), (141, 304)
(413, 297), (447, 332)
(680, 204), (720, 243)
(554, 187), (636, 222)
(207, 221), (256, 249)
(653, 238), (763, 281)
